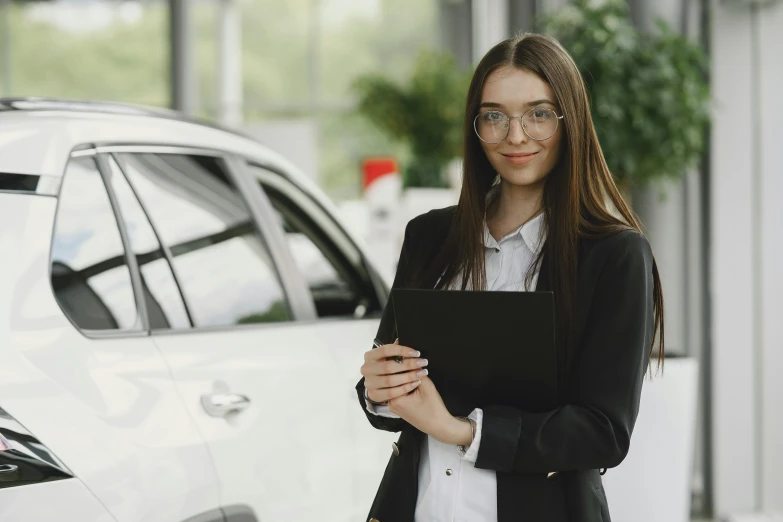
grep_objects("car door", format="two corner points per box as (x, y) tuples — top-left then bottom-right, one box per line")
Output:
(108, 149), (363, 521)
(244, 162), (400, 518)
(0, 154), (221, 522)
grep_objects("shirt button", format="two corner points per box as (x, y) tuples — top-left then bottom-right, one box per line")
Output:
(446, 469), (453, 476)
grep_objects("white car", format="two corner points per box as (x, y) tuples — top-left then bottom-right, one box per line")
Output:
(0, 98), (397, 522)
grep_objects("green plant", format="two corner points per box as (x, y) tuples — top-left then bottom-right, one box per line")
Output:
(541, 0), (710, 189)
(353, 50), (472, 188)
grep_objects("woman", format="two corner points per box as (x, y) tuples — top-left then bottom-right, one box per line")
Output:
(356, 33), (664, 522)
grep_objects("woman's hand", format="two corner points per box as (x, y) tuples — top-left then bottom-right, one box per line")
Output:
(389, 377), (473, 447)
(361, 341), (429, 404)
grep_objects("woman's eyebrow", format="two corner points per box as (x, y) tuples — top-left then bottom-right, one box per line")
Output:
(479, 99), (557, 108)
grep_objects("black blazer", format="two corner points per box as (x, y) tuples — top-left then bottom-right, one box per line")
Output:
(355, 206), (656, 522)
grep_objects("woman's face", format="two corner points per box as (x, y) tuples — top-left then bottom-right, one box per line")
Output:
(478, 66), (564, 190)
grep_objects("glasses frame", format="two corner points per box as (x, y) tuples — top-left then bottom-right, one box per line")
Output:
(474, 107), (565, 144)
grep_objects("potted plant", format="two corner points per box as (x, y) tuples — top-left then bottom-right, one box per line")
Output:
(540, 0), (711, 202)
(353, 50), (472, 189)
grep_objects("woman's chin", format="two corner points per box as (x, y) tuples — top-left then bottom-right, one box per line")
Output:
(497, 169), (548, 189)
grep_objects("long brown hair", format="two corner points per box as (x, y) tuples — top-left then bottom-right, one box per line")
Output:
(411, 33), (665, 373)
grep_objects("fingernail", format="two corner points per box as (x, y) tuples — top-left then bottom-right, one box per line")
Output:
(414, 380), (422, 386)
(416, 369), (428, 377)
(394, 338), (400, 344)
(416, 359), (428, 367)
(409, 350), (420, 357)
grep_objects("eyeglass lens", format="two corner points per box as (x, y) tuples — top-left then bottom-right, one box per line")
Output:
(475, 108), (559, 143)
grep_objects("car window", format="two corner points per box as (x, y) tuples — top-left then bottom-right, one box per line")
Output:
(249, 165), (382, 318)
(104, 155), (191, 330)
(51, 157), (139, 331)
(117, 153), (291, 327)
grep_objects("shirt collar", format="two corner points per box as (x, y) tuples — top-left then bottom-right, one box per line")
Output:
(482, 210), (546, 255)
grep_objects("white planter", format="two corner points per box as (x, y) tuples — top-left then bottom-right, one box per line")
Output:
(602, 357), (699, 522)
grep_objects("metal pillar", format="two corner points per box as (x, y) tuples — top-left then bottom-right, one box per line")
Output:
(1, 0), (10, 96)
(508, 0), (538, 33)
(170, 0), (196, 115)
(307, 0), (321, 111)
(217, 0), (243, 127)
(472, 0), (509, 64)
(439, 0), (473, 69)
(627, 0), (711, 517)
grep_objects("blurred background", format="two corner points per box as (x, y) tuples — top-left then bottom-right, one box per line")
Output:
(0, 0), (781, 521)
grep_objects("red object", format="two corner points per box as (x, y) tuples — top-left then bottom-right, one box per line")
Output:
(362, 157), (398, 191)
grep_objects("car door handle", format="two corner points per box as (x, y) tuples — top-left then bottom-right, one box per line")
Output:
(201, 393), (251, 417)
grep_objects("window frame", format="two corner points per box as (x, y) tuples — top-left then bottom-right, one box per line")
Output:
(48, 152), (147, 339)
(108, 146), (314, 331)
(54, 144), (321, 338)
(242, 161), (388, 321)
(101, 152), (195, 331)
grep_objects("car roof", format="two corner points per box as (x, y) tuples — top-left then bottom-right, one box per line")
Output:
(0, 97), (251, 139)
(0, 97), (184, 118)
(0, 97), (345, 231)
(0, 97), (296, 180)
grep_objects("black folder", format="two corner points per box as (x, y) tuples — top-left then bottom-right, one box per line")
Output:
(391, 288), (558, 416)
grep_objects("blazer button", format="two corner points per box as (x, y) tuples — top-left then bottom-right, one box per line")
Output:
(391, 442), (400, 457)
(369, 519), (380, 522)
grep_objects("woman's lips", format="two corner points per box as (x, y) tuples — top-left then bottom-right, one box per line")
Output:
(501, 152), (538, 165)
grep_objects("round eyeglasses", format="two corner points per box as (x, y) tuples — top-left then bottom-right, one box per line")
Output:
(474, 107), (564, 144)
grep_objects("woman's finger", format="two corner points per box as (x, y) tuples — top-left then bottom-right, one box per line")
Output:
(360, 356), (428, 378)
(367, 379), (422, 403)
(364, 343), (419, 363)
(365, 368), (428, 391)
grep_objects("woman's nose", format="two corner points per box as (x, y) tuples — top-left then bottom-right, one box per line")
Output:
(505, 117), (528, 145)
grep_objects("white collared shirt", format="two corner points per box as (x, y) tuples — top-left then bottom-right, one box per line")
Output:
(367, 211), (546, 522)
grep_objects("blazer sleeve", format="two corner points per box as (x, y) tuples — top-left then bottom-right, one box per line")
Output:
(475, 231), (655, 473)
(354, 219), (415, 434)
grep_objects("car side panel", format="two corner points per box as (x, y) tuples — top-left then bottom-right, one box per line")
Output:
(0, 194), (220, 522)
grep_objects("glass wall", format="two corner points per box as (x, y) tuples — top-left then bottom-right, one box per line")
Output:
(1, 0), (440, 200)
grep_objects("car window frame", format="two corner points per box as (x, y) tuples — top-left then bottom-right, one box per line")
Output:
(241, 161), (388, 322)
(48, 151), (148, 339)
(101, 152), (195, 331)
(58, 144), (319, 338)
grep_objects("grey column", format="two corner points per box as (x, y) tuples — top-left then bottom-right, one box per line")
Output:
(710, 0), (783, 516)
(439, 0), (473, 69)
(217, 0), (243, 127)
(472, 0), (509, 64)
(508, 0), (537, 33)
(170, 0), (197, 115)
(627, 0), (708, 516)
(1, 0), (10, 96)
(628, 0), (690, 358)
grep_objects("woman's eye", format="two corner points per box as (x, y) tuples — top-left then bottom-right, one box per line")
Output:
(532, 109), (552, 120)
(485, 111), (504, 121)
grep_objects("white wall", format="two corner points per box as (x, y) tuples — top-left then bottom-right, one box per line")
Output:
(711, 0), (783, 516)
